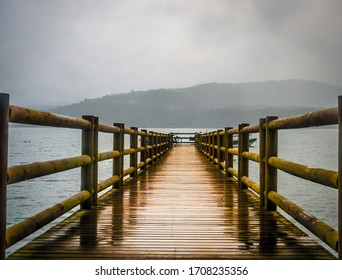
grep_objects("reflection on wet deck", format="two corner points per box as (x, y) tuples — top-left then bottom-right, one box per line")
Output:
(8, 146), (334, 259)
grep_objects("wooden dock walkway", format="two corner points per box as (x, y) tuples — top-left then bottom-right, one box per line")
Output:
(7, 145), (334, 260)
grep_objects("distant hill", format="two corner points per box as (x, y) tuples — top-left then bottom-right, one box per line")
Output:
(52, 79), (342, 128)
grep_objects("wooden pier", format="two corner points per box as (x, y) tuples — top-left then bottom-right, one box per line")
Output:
(7, 146), (334, 259)
(0, 93), (341, 260)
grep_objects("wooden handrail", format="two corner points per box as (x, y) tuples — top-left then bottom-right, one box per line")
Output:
(0, 93), (172, 258)
(9, 105), (92, 129)
(196, 99), (342, 258)
(6, 190), (91, 249)
(7, 155), (92, 185)
(268, 191), (338, 251)
(268, 107), (338, 129)
(98, 123), (120, 133)
(269, 156), (338, 189)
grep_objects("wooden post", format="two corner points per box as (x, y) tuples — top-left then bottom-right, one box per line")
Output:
(205, 134), (208, 155)
(265, 116), (278, 211)
(164, 134), (168, 153)
(338, 96), (342, 259)
(157, 133), (161, 157)
(149, 131), (155, 163)
(259, 118), (266, 208)
(210, 132), (215, 161)
(203, 134), (207, 156)
(195, 133), (198, 148)
(217, 130), (224, 170)
(168, 133), (172, 149)
(130, 127), (138, 177)
(114, 123), (124, 188)
(199, 134), (202, 152)
(141, 129), (147, 170)
(92, 117), (99, 206)
(206, 134), (209, 158)
(154, 132), (158, 157)
(238, 123), (249, 189)
(169, 133), (173, 149)
(225, 127), (233, 178)
(0, 93), (9, 259)
(81, 116), (95, 210)
(199, 134), (203, 152)
(198, 134), (202, 151)
(213, 132), (219, 164)
(156, 132), (159, 159)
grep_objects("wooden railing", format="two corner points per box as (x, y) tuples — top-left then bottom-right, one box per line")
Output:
(0, 93), (172, 259)
(171, 132), (197, 145)
(195, 98), (342, 259)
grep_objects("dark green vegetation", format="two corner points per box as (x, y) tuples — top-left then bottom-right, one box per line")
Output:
(52, 80), (342, 128)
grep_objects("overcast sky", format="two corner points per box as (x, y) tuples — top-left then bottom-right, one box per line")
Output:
(1, 0), (341, 108)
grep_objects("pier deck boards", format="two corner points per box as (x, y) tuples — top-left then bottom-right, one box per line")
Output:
(8, 146), (335, 259)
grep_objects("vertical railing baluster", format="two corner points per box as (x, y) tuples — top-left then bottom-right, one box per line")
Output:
(259, 118), (266, 208)
(225, 127), (233, 179)
(141, 129), (147, 170)
(204, 134), (207, 156)
(338, 96), (342, 259)
(220, 130), (225, 170)
(217, 130), (223, 170)
(169, 133), (173, 149)
(130, 127), (138, 178)
(265, 116), (278, 211)
(199, 134), (202, 151)
(213, 131), (218, 165)
(114, 123), (124, 188)
(81, 115), (95, 209)
(157, 133), (160, 157)
(156, 133), (159, 159)
(92, 117), (99, 206)
(204, 134), (207, 157)
(208, 133), (211, 158)
(159, 133), (162, 156)
(149, 131), (155, 164)
(209, 132), (215, 161)
(238, 123), (249, 189)
(0, 93), (9, 259)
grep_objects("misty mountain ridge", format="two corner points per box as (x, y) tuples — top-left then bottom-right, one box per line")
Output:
(53, 79), (342, 128)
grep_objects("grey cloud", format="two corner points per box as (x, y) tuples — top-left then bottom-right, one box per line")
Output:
(1, 0), (341, 108)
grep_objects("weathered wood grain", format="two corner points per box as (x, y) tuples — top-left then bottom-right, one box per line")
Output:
(7, 146), (335, 260)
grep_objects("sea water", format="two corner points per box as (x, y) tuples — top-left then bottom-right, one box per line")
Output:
(6, 126), (338, 256)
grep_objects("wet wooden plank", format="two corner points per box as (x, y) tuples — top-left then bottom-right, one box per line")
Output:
(7, 146), (335, 259)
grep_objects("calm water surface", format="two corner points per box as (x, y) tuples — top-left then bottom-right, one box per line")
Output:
(6, 126), (338, 256)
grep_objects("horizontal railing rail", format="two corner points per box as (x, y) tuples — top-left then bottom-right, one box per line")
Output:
(196, 99), (342, 259)
(170, 132), (197, 145)
(0, 93), (172, 259)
